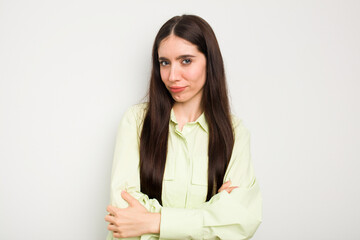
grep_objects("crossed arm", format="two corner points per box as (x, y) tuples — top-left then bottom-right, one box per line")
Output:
(105, 106), (262, 239)
(105, 181), (238, 238)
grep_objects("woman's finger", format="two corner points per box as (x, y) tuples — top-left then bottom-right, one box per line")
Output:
(224, 186), (239, 193)
(219, 180), (231, 189)
(121, 191), (140, 207)
(107, 223), (118, 232)
(218, 184), (228, 192)
(104, 214), (117, 224)
(218, 180), (231, 192)
(106, 205), (118, 216)
(113, 232), (122, 238)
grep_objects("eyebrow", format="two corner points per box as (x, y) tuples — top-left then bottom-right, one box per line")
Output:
(158, 55), (196, 61)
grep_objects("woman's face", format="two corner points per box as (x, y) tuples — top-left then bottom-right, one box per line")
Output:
(158, 34), (206, 105)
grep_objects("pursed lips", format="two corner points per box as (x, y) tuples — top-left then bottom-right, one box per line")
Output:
(169, 86), (187, 93)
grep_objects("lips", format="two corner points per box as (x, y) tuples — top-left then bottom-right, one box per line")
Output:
(169, 86), (187, 93)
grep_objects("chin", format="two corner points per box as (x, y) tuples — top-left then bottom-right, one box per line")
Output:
(172, 96), (187, 103)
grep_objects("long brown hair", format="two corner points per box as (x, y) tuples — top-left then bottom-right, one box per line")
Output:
(140, 15), (234, 204)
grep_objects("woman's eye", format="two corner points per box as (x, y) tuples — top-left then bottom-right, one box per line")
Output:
(182, 59), (192, 64)
(159, 61), (169, 66)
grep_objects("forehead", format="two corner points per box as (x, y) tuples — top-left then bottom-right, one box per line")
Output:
(158, 35), (199, 57)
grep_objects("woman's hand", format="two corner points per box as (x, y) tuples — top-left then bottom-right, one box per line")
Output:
(105, 191), (161, 238)
(218, 180), (238, 193)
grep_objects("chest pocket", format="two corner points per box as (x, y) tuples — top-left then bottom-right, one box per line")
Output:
(190, 156), (209, 205)
(191, 155), (208, 185)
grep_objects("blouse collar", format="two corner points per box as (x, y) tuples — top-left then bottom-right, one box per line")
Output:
(170, 108), (208, 133)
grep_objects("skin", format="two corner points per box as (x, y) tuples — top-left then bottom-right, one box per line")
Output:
(105, 182), (237, 237)
(105, 34), (239, 238)
(105, 191), (161, 238)
(158, 34), (207, 131)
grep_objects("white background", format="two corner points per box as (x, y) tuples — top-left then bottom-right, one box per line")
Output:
(1, 0), (359, 239)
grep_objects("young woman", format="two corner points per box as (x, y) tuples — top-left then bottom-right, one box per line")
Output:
(105, 15), (262, 239)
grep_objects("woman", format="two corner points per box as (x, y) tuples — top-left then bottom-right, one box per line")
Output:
(105, 15), (262, 239)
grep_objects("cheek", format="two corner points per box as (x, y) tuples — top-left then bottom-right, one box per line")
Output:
(160, 68), (168, 83)
(187, 66), (206, 85)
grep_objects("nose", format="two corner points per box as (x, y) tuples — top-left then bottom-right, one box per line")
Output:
(168, 64), (180, 82)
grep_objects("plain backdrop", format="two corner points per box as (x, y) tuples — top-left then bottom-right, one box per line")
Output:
(1, 0), (359, 239)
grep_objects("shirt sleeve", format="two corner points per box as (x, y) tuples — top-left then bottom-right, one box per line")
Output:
(159, 118), (262, 240)
(106, 105), (162, 240)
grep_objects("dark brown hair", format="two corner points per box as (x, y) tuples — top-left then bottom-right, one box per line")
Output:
(140, 15), (234, 204)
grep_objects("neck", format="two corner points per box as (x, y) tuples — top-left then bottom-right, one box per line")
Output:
(173, 94), (203, 130)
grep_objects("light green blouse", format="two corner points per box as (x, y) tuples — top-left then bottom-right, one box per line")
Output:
(106, 103), (262, 240)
